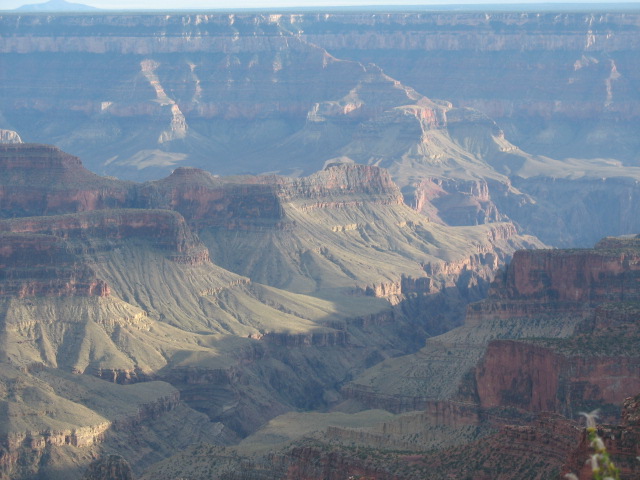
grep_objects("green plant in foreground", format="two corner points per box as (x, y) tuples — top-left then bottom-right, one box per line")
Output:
(565, 410), (621, 480)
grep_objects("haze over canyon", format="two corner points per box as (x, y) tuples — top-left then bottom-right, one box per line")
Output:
(0, 6), (639, 480)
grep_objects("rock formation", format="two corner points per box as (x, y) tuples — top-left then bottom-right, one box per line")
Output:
(3, 12), (640, 247)
(0, 130), (21, 144)
(2, 8), (640, 478)
(0, 144), (131, 217)
(0, 232), (109, 297)
(0, 143), (543, 479)
(298, 11), (640, 162)
(81, 455), (135, 480)
(173, 235), (639, 480)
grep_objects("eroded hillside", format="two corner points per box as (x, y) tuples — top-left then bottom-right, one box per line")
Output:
(0, 143), (540, 479)
(3, 12), (640, 246)
(144, 235), (640, 480)
(1, 8), (640, 479)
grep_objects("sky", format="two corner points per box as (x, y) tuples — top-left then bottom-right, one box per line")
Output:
(2, 0), (640, 9)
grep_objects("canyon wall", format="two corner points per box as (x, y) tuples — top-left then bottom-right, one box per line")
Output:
(0, 143), (545, 479)
(3, 12), (640, 247)
(314, 234), (640, 479)
(473, 236), (640, 419)
(299, 11), (640, 162)
(0, 143), (131, 216)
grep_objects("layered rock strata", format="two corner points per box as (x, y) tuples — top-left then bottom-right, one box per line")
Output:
(0, 143), (544, 479)
(0, 144), (131, 216)
(81, 455), (134, 480)
(297, 11), (640, 161)
(4, 14), (640, 249)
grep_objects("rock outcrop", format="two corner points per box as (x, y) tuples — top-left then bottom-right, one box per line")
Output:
(298, 12), (640, 161)
(471, 238), (640, 418)
(476, 339), (640, 417)
(0, 209), (210, 263)
(0, 232), (109, 297)
(81, 455), (135, 480)
(0, 130), (22, 144)
(1, 9), (638, 479)
(0, 366), (227, 480)
(414, 412), (581, 480)
(0, 144), (131, 217)
(563, 393), (640, 480)
(140, 167), (284, 230)
(305, 235), (640, 479)
(272, 163), (404, 209)
(0, 143), (546, 479)
(411, 177), (508, 226)
(492, 238), (640, 303)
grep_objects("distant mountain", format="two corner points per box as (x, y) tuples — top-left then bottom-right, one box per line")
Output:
(15, 0), (99, 12)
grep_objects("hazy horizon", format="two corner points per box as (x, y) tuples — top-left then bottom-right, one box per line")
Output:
(4, 0), (640, 11)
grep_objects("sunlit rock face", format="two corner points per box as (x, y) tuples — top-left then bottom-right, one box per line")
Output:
(0, 142), (544, 479)
(298, 11), (640, 162)
(3, 12), (640, 248)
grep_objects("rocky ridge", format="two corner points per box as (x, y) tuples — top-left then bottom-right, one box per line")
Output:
(4, 13), (640, 248)
(81, 455), (134, 480)
(0, 364), (230, 480)
(0, 143), (541, 478)
(347, 236), (640, 412)
(168, 235), (640, 479)
(0, 9), (639, 479)
(563, 393), (640, 479)
(298, 11), (640, 160)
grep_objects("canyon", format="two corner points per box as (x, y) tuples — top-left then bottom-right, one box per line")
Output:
(141, 234), (640, 479)
(1, 6), (640, 479)
(0, 143), (539, 478)
(3, 10), (640, 248)
(0, 144), (637, 479)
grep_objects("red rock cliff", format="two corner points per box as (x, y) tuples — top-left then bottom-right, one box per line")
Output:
(476, 340), (640, 416)
(0, 209), (207, 260)
(474, 237), (640, 419)
(0, 144), (131, 217)
(140, 167), (284, 230)
(495, 241), (640, 303)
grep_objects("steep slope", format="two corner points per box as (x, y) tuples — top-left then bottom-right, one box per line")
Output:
(0, 14), (368, 180)
(140, 161), (542, 339)
(0, 143), (545, 478)
(81, 455), (134, 480)
(346, 236), (640, 413)
(0, 364), (230, 480)
(4, 13), (640, 247)
(150, 235), (640, 479)
(0, 143), (132, 217)
(299, 11), (640, 164)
